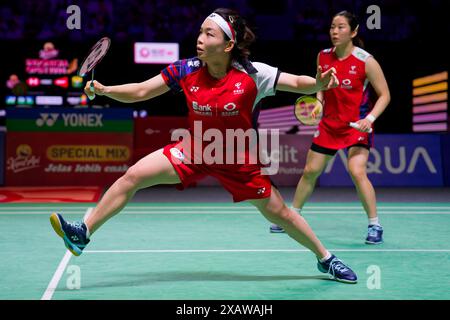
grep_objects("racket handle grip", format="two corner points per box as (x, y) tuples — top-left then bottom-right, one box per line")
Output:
(349, 122), (373, 133)
(88, 81), (96, 100)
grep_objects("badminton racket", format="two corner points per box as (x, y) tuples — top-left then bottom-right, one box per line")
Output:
(78, 37), (111, 100)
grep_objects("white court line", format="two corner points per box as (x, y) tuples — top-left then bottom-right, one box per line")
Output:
(84, 249), (450, 254)
(41, 250), (72, 300)
(1, 210), (450, 215)
(41, 208), (90, 300)
(1, 206), (450, 210)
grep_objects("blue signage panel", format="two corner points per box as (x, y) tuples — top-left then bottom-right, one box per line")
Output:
(319, 134), (444, 187)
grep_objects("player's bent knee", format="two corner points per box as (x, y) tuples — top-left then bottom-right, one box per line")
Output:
(349, 167), (367, 181)
(303, 165), (322, 180)
(120, 166), (144, 190)
(266, 204), (292, 223)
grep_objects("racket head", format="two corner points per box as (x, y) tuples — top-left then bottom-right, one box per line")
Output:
(294, 95), (323, 126)
(78, 37), (111, 77)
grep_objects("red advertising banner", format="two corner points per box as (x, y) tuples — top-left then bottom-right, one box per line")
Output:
(6, 132), (133, 186)
(134, 116), (189, 161)
(270, 134), (313, 186)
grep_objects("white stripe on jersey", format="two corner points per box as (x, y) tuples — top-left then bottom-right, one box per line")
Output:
(232, 60), (279, 111)
(352, 47), (372, 62)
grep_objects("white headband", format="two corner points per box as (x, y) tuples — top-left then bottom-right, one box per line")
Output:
(205, 13), (237, 43)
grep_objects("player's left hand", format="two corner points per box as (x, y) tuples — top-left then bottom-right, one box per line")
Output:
(354, 119), (372, 132)
(316, 66), (339, 90)
(310, 102), (323, 119)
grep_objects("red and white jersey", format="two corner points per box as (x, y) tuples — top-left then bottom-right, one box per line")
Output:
(319, 47), (373, 130)
(161, 58), (279, 167)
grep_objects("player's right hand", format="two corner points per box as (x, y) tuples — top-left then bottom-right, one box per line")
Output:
(84, 80), (106, 99)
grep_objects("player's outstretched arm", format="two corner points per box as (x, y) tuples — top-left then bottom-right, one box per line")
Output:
(276, 66), (339, 95)
(84, 74), (170, 103)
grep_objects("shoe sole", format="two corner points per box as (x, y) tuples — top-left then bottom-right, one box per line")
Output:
(50, 213), (82, 256)
(365, 240), (384, 245)
(270, 226), (286, 233)
(332, 277), (358, 284)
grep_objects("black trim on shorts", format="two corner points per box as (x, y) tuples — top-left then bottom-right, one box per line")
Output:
(310, 143), (338, 156)
(347, 143), (371, 151)
(270, 178), (279, 190)
(310, 142), (371, 156)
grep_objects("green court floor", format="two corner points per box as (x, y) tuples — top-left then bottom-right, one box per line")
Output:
(0, 202), (449, 300)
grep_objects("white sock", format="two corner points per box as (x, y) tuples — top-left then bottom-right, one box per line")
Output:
(369, 217), (380, 226)
(319, 251), (332, 263)
(84, 223), (91, 239)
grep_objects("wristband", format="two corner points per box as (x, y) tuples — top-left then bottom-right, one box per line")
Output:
(365, 114), (376, 123)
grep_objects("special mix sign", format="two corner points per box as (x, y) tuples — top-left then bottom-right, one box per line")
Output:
(5, 108), (134, 186)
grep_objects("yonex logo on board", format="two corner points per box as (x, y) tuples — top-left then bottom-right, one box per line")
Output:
(36, 113), (104, 128)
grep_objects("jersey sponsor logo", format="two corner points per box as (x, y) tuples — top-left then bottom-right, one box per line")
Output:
(349, 65), (357, 75)
(257, 187), (266, 195)
(170, 147), (185, 161)
(224, 103), (236, 111)
(190, 86), (200, 92)
(341, 79), (353, 89)
(221, 102), (239, 116)
(233, 82), (244, 95)
(187, 59), (201, 68)
(192, 101), (213, 116)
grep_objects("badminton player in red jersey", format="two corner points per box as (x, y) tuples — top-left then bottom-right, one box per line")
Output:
(271, 11), (390, 245)
(50, 8), (358, 283)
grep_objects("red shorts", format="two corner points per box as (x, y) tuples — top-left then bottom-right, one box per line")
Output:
(162, 142), (272, 202)
(312, 120), (373, 151)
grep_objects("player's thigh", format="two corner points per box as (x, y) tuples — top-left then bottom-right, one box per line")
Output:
(248, 186), (287, 219)
(125, 148), (181, 188)
(304, 149), (333, 175)
(347, 146), (370, 176)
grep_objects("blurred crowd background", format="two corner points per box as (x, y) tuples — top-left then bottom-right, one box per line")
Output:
(1, 0), (448, 132)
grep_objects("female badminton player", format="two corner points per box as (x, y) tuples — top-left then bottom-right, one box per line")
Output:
(50, 8), (357, 283)
(270, 11), (390, 245)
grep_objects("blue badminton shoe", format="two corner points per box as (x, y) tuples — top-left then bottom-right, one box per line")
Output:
(269, 224), (285, 233)
(50, 213), (90, 256)
(317, 254), (358, 284)
(365, 224), (384, 244)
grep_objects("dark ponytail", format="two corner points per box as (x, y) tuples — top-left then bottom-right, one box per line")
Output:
(334, 10), (365, 48)
(213, 8), (257, 72)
